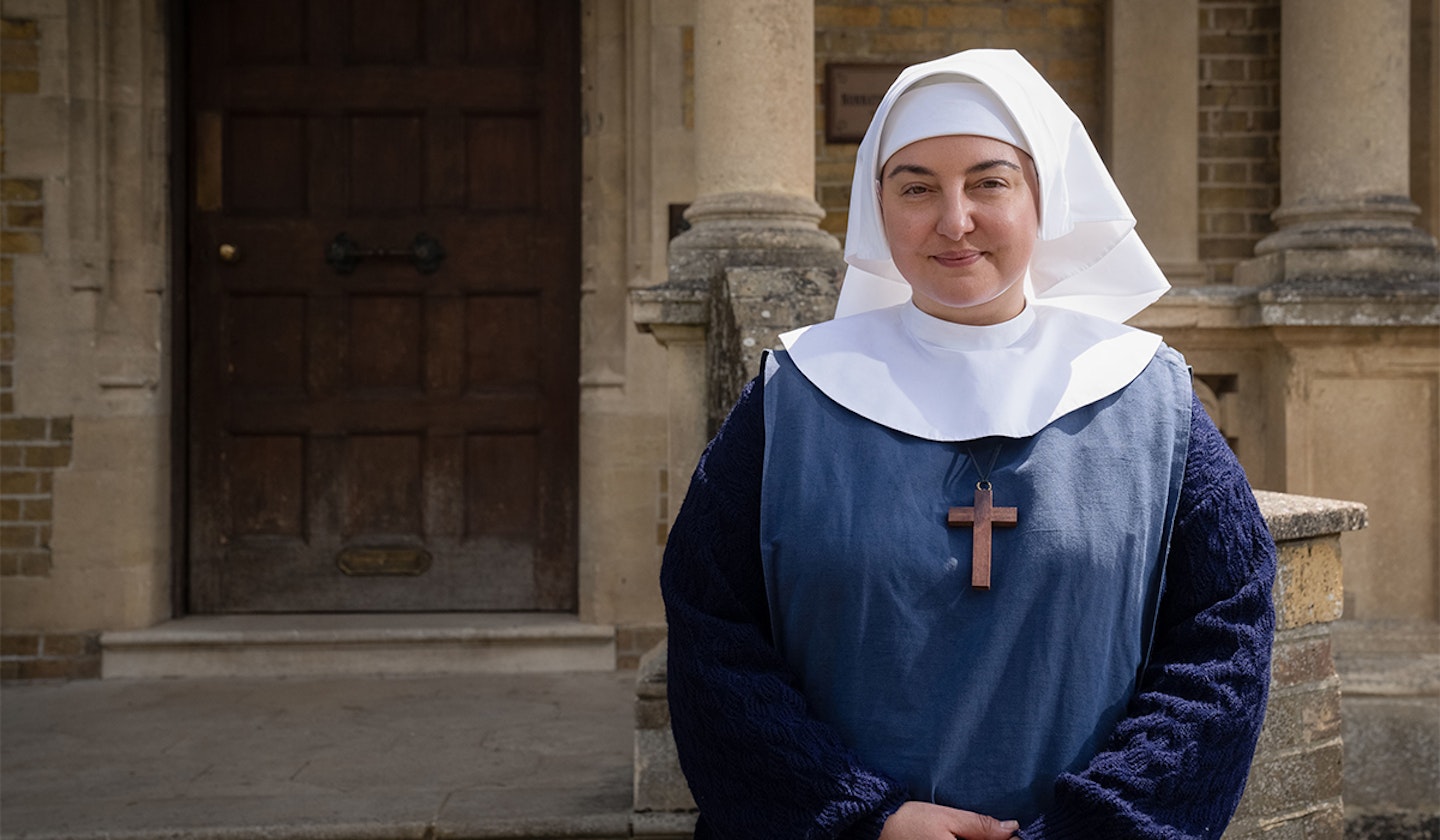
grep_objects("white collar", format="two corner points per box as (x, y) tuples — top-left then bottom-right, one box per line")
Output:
(779, 302), (1163, 441)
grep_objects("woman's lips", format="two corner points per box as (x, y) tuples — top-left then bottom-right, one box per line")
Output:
(932, 249), (984, 267)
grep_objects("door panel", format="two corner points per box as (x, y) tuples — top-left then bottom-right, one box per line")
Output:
(188, 0), (579, 612)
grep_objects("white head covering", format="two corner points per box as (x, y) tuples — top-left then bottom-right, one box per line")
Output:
(877, 80), (1028, 169)
(779, 49), (1171, 441)
(836, 49), (1170, 321)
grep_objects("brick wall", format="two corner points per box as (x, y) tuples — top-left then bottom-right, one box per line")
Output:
(814, 0), (1105, 243)
(0, 16), (95, 681)
(1197, 0), (1281, 283)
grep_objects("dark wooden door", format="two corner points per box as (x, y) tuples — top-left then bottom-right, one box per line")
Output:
(187, 0), (580, 612)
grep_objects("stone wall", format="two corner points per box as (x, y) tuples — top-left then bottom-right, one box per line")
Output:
(0, 0), (174, 680)
(0, 13), (97, 681)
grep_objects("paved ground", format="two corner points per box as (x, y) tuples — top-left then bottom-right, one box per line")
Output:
(1, 671), (638, 840)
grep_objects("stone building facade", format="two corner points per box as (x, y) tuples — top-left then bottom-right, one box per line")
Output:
(1, 0), (1436, 835)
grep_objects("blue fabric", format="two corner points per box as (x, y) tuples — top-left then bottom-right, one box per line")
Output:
(757, 348), (1191, 822)
(661, 360), (1276, 840)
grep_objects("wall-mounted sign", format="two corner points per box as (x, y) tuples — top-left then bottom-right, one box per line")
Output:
(825, 64), (904, 144)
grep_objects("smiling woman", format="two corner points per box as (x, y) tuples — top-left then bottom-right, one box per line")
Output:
(878, 135), (1038, 325)
(661, 49), (1277, 840)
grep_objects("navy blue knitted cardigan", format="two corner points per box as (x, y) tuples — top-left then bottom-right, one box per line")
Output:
(661, 375), (1277, 840)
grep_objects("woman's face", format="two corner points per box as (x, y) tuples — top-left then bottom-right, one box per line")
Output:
(878, 134), (1039, 325)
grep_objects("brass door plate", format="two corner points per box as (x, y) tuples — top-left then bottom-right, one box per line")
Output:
(336, 547), (433, 576)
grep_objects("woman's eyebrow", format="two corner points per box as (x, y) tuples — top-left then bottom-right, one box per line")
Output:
(885, 158), (1022, 180)
(885, 163), (936, 180)
(967, 159), (1022, 175)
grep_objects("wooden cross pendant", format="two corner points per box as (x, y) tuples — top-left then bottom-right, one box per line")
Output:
(947, 482), (1019, 589)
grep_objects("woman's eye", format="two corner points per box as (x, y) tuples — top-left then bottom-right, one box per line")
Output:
(900, 184), (929, 196)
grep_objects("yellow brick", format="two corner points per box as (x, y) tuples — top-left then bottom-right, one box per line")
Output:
(928, 6), (1003, 30)
(816, 159), (858, 182)
(872, 30), (949, 55)
(1047, 57), (1095, 83)
(4, 204), (42, 229)
(20, 498), (52, 522)
(1005, 8), (1047, 29)
(0, 19), (39, 40)
(0, 70), (38, 94)
(23, 444), (71, 468)
(886, 6), (924, 28)
(0, 523), (39, 549)
(926, 6), (970, 29)
(0, 232), (41, 255)
(816, 6), (883, 28)
(0, 39), (37, 69)
(1048, 6), (1098, 29)
(1274, 536), (1344, 630)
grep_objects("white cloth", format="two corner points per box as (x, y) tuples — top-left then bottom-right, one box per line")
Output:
(780, 303), (1162, 441)
(783, 49), (1172, 441)
(878, 81), (1028, 167)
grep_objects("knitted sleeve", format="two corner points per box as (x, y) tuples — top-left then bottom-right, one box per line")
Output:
(1021, 394), (1278, 840)
(660, 375), (909, 840)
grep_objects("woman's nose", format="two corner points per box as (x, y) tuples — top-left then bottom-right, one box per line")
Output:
(936, 194), (975, 239)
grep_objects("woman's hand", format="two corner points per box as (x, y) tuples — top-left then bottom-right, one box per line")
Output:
(878, 801), (1019, 840)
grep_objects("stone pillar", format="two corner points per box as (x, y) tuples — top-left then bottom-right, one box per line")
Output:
(1238, 0), (1439, 288)
(1106, 0), (1205, 285)
(684, 0), (834, 254)
(633, 0), (843, 491)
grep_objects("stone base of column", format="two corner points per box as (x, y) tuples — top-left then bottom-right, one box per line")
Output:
(1233, 195), (1439, 326)
(1236, 246), (1440, 287)
(1240, 260), (1440, 326)
(668, 191), (840, 274)
(635, 190), (845, 432)
(1257, 195), (1437, 254)
(634, 191), (841, 333)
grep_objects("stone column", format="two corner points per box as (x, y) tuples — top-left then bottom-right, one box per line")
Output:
(1106, 0), (1205, 285)
(683, 0), (835, 254)
(634, 0), (843, 488)
(1239, 0), (1439, 288)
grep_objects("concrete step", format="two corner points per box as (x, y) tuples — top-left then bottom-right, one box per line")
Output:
(100, 613), (617, 678)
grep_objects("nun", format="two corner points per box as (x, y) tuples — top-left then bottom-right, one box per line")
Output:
(661, 49), (1276, 840)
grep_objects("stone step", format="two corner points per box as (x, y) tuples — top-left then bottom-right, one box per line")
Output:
(100, 613), (616, 678)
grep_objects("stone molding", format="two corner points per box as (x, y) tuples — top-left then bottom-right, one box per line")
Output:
(1133, 280), (1440, 328)
(1255, 490), (1368, 543)
(1260, 196), (1435, 254)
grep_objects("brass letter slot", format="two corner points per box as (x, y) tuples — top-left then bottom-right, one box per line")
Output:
(336, 547), (432, 577)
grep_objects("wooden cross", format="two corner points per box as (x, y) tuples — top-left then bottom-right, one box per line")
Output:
(947, 482), (1018, 589)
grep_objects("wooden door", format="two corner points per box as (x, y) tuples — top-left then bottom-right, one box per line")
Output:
(187, 0), (580, 612)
